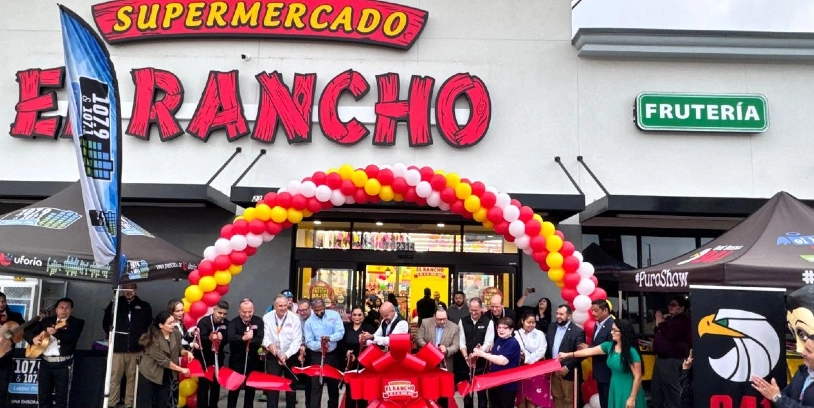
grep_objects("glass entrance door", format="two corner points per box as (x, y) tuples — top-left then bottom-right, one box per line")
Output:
(363, 264), (451, 325)
(296, 261), (357, 314)
(456, 267), (516, 308)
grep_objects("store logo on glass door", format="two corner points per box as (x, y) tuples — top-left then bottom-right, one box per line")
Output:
(91, 0), (429, 50)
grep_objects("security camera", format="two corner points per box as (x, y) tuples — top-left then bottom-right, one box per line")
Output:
(241, 54), (251, 61)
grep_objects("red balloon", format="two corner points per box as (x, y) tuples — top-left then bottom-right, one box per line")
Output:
(590, 276), (599, 287)
(560, 287), (578, 303)
(419, 166), (435, 182)
(450, 200), (465, 214)
(248, 219), (266, 235)
(581, 378), (598, 403)
(563, 256), (581, 274)
(590, 288), (608, 301)
(531, 249), (549, 264)
(325, 173), (342, 189)
(582, 317), (597, 342)
(461, 210), (473, 219)
(215, 284), (230, 296)
(233, 219), (250, 236)
(510, 199), (522, 208)
(320, 200), (334, 210)
(368, 195), (380, 204)
(202, 291), (221, 307)
(340, 180), (356, 196)
(187, 270), (201, 285)
(229, 251), (247, 266)
(244, 246), (258, 256)
(563, 272), (581, 289)
(519, 206), (535, 222)
(291, 194), (308, 210)
(311, 171), (326, 186)
(554, 230), (565, 239)
(560, 241), (575, 257)
(189, 301), (207, 319)
(276, 192), (293, 208)
(353, 188), (369, 204)
(307, 198), (322, 213)
(262, 192), (277, 207)
(503, 233), (515, 243)
(364, 165), (379, 178)
(391, 177), (408, 194)
(214, 255), (231, 271)
(440, 187), (457, 204)
(186, 394), (198, 408)
(480, 192), (497, 208)
(430, 174), (447, 191)
(184, 314), (197, 330)
(487, 207), (504, 224)
(525, 220), (542, 237)
(378, 169), (394, 186)
(471, 181), (486, 197)
(198, 261), (215, 276)
(220, 224), (234, 239)
(494, 221), (509, 235)
(301, 176), (312, 183)
(403, 187), (417, 203)
(414, 196), (427, 206)
(265, 221), (283, 235)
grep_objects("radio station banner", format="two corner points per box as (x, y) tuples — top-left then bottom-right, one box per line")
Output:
(690, 285), (786, 408)
(8, 355), (39, 408)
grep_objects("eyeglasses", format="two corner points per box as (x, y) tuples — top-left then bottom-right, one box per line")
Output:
(611, 328), (621, 333)
(297, 309), (309, 314)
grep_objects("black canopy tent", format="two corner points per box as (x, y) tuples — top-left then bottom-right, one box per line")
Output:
(0, 182), (198, 283)
(619, 191), (814, 293)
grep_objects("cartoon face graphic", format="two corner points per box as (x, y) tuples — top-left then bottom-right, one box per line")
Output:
(698, 309), (781, 382)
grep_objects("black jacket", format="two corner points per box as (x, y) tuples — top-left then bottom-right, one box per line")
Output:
(25, 316), (85, 356)
(590, 316), (613, 383)
(776, 364), (814, 408)
(227, 316), (264, 373)
(103, 296), (153, 353)
(194, 313), (229, 365)
(545, 321), (586, 381)
(416, 297), (436, 322)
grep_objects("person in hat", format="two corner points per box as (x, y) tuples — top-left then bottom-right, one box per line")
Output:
(282, 289), (297, 313)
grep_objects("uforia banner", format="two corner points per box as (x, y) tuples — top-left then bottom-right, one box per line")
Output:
(691, 285), (787, 408)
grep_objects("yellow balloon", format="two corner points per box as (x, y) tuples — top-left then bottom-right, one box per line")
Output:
(233, 216), (244, 222)
(482, 220), (494, 229)
(555, 281), (565, 289)
(541, 221), (556, 237)
(287, 208), (304, 224)
(199, 276), (217, 293)
(182, 298), (191, 313)
(446, 173), (461, 189)
(229, 265), (243, 275)
(327, 167), (338, 174)
(473, 207), (488, 222)
(379, 186), (395, 201)
(364, 178), (382, 196)
(546, 252), (564, 269)
(393, 193), (405, 202)
(214, 271), (232, 286)
(546, 234), (564, 252)
(581, 359), (593, 381)
(532, 214), (544, 224)
(179, 378), (198, 397)
(434, 169), (446, 176)
(338, 164), (354, 180)
(242, 207), (257, 222)
(270, 206), (288, 223)
(255, 203), (272, 221)
(455, 182), (471, 200)
(548, 267), (565, 282)
(351, 170), (368, 188)
(185, 285), (203, 302)
(302, 209), (313, 218)
(464, 195), (481, 213)
(178, 395), (187, 408)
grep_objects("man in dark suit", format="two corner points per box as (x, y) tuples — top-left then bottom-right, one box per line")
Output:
(416, 288), (437, 322)
(0, 292), (24, 408)
(195, 300), (229, 408)
(585, 299), (613, 408)
(416, 309), (460, 408)
(25, 298), (85, 408)
(546, 305), (585, 408)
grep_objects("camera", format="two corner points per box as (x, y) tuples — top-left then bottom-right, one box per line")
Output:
(527, 287), (536, 293)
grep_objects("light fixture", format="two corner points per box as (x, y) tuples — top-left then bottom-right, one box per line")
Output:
(436, 223), (445, 228)
(376, 221), (384, 226)
(313, 220), (322, 225)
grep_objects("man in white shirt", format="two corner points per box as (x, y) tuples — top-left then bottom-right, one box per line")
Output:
(263, 295), (302, 408)
(360, 301), (408, 347)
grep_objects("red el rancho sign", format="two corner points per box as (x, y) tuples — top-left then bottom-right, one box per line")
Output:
(92, 0), (428, 50)
(9, 0), (493, 148)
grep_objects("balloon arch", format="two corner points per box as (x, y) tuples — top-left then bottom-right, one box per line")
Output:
(176, 163), (608, 406)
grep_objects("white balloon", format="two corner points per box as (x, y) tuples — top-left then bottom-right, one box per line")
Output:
(438, 202), (450, 211)
(508, 220), (526, 238)
(392, 163), (408, 178)
(315, 185), (332, 202)
(380, 164), (392, 170)
(405, 169), (422, 186)
(572, 310), (589, 325)
(230, 235), (248, 251)
(584, 404), (593, 408)
(286, 180), (301, 195)
(203, 246), (217, 261)
(574, 295), (592, 312)
(577, 262), (595, 279)
(261, 232), (275, 242)
(277, 187), (287, 194)
(416, 181), (433, 198)
(485, 185), (498, 194)
(496, 193), (511, 209)
(514, 235), (530, 250)
(577, 278), (597, 296)
(522, 247), (533, 255)
(503, 206), (520, 223)
(345, 196), (356, 205)
(246, 233), (263, 248)
(573, 251), (584, 263)
(589, 393), (601, 408)
(214, 238), (232, 255)
(299, 181), (316, 198)
(330, 190), (345, 206)
(426, 191), (441, 207)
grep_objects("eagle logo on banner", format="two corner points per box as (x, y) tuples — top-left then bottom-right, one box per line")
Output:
(698, 309), (781, 382)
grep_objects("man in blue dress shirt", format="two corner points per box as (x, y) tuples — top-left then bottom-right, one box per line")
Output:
(303, 298), (345, 408)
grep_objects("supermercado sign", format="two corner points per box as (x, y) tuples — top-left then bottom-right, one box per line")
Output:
(92, 0), (429, 50)
(636, 92), (768, 133)
(10, 67), (491, 148)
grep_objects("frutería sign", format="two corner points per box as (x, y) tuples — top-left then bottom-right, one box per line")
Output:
(635, 93), (768, 133)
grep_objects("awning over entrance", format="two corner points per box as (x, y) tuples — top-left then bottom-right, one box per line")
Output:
(231, 186), (585, 224)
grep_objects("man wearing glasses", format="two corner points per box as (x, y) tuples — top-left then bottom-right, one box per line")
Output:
(651, 295), (692, 408)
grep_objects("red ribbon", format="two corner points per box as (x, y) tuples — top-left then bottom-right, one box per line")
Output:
(456, 358), (562, 396)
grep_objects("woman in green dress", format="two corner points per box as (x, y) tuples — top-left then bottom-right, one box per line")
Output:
(557, 319), (646, 408)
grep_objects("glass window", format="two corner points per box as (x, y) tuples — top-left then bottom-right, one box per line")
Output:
(354, 222), (459, 252)
(457, 271), (513, 308)
(640, 236), (697, 267)
(463, 225), (515, 253)
(299, 266), (352, 312)
(296, 221), (351, 249)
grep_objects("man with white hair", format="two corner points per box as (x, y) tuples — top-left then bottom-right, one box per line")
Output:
(360, 301), (409, 347)
(263, 294), (301, 408)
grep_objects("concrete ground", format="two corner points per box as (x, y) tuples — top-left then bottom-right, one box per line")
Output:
(214, 388), (468, 407)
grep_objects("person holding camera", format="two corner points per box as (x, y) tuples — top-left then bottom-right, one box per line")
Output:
(516, 288), (552, 332)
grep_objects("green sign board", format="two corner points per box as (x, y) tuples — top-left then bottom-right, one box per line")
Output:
(636, 93), (768, 133)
